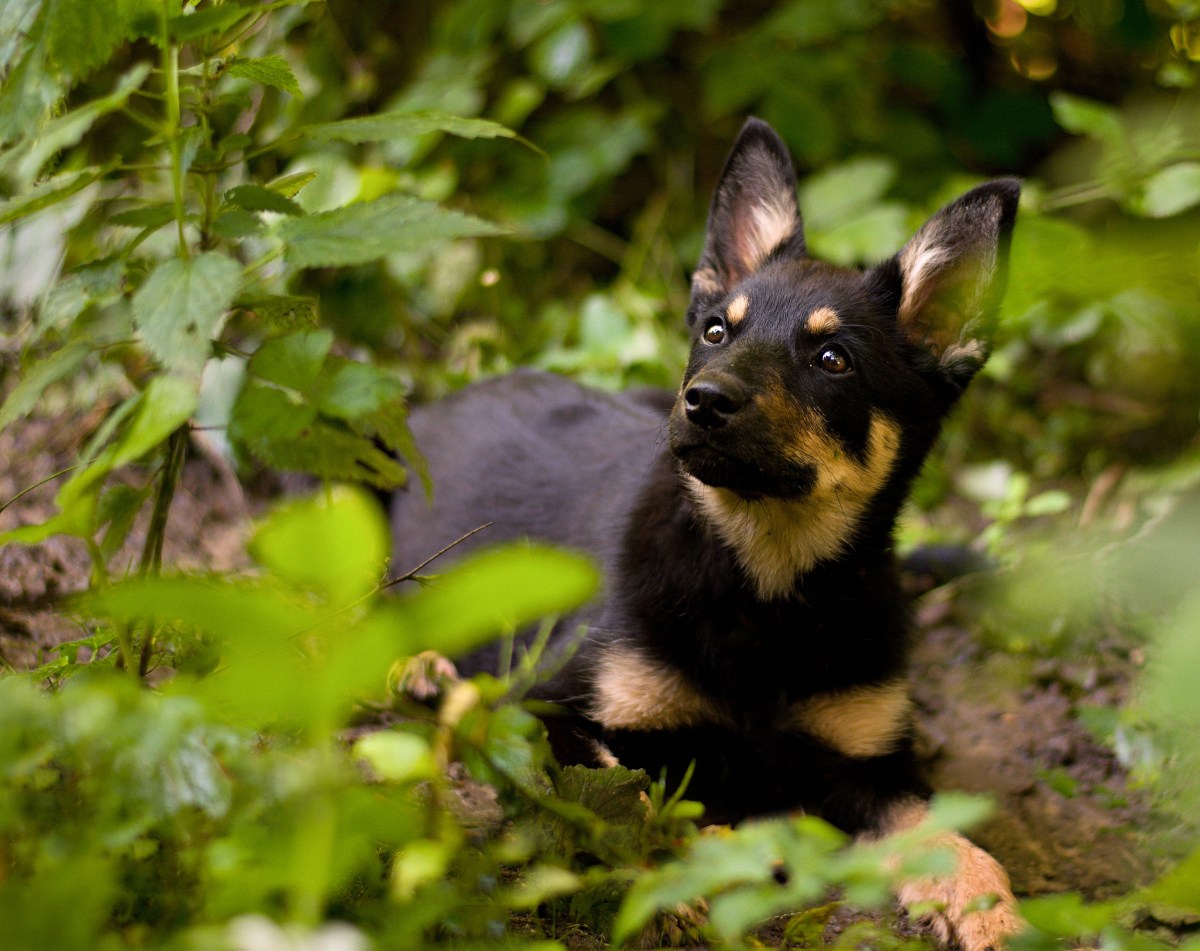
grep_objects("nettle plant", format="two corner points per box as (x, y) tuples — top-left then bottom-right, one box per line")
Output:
(0, 0), (516, 596)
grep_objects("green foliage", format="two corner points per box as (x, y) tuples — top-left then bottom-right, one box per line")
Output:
(5, 0), (1200, 949)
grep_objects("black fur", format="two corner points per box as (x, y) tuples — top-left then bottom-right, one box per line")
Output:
(391, 118), (1020, 837)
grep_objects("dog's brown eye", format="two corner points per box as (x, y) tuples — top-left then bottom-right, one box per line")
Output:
(704, 323), (726, 344)
(819, 347), (850, 374)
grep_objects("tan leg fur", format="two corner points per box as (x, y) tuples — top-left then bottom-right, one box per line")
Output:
(882, 800), (1022, 951)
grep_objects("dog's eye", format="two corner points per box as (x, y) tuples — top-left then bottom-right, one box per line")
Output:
(819, 346), (850, 374)
(703, 322), (726, 345)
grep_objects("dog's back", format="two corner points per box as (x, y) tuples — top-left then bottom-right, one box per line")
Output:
(391, 370), (667, 672)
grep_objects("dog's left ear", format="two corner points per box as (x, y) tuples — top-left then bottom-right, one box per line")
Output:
(690, 118), (805, 324)
(876, 179), (1020, 389)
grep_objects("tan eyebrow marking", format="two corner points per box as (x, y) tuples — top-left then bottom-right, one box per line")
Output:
(806, 306), (841, 334)
(726, 294), (749, 326)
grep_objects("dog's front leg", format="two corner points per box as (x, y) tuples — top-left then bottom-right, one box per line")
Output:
(873, 798), (1022, 951)
(605, 724), (1021, 950)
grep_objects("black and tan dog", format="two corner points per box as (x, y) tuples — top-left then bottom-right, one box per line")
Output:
(391, 118), (1021, 950)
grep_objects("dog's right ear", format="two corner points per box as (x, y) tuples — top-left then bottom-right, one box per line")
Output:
(689, 118), (805, 325)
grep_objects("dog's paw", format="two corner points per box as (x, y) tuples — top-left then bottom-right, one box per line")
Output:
(898, 833), (1021, 951)
(632, 899), (709, 949)
(391, 651), (459, 703)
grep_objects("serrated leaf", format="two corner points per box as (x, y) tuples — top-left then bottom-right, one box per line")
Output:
(226, 53), (301, 96)
(278, 193), (507, 269)
(211, 208), (262, 240)
(236, 293), (318, 330)
(248, 329), (333, 393)
(305, 109), (524, 146)
(45, 0), (134, 77)
(1141, 162), (1200, 218)
(0, 341), (90, 430)
(267, 169), (318, 198)
(0, 168), (103, 225)
(225, 184), (303, 216)
(230, 380), (317, 444)
(133, 252), (243, 379)
(240, 418), (409, 489)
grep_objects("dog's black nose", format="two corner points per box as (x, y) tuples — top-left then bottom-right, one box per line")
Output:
(684, 376), (745, 428)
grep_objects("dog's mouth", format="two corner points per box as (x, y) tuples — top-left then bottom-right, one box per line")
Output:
(671, 439), (815, 499)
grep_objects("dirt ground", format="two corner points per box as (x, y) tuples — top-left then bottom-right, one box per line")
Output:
(0, 409), (1166, 941)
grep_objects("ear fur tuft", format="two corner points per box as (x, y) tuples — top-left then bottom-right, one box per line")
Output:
(689, 118), (805, 323)
(889, 178), (1020, 387)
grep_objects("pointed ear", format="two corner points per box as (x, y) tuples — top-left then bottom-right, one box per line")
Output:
(883, 179), (1020, 387)
(689, 118), (805, 323)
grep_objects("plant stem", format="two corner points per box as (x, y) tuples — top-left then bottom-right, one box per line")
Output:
(140, 425), (188, 577)
(161, 0), (189, 260)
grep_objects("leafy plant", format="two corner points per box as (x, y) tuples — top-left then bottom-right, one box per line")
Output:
(0, 0), (517, 596)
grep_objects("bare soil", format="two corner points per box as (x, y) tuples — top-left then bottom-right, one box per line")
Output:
(0, 410), (1163, 942)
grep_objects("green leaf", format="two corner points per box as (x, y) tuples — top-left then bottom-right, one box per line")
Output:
(385, 544), (599, 658)
(88, 576), (397, 734)
(230, 377), (408, 489)
(211, 208), (263, 240)
(168, 4), (252, 43)
(45, 0), (137, 77)
(800, 157), (896, 231)
(1, 376), (196, 544)
(278, 193), (508, 269)
(353, 731), (437, 784)
(0, 37), (61, 147)
(1140, 846), (1200, 914)
(266, 169), (319, 198)
(235, 293), (319, 330)
(110, 202), (177, 229)
(0, 341), (90, 430)
(1049, 91), (1122, 143)
(250, 487), (389, 603)
(314, 357), (405, 420)
(230, 380), (317, 443)
(3, 63), (149, 185)
(33, 259), (124, 340)
(504, 865), (583, 910)
(225, 184), (304, 216)
(247, 330), (333, 393)
(305, 109), (525, 146)
(0, 168), (103, 225)
(133, 252), (243, 379)
(808, 204), (909, 266)
(226, 53), (301, 96)
(1019, 893), (1116, 937)
(97, 483), (150, 559)
(1141, 162), (1200, 218)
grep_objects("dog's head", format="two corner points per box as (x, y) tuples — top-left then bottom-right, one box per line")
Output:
(670, 118), (1019, 507)
(668, 119), (1018, 593)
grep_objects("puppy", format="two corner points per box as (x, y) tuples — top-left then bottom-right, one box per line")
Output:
(391, 118), (1021, 950)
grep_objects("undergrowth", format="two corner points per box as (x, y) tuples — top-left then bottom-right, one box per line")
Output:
(2, 1), (1200, 949)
